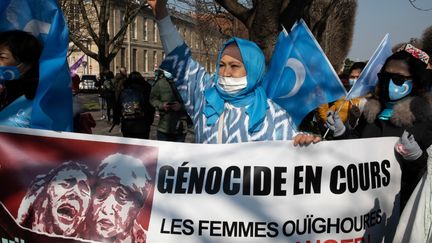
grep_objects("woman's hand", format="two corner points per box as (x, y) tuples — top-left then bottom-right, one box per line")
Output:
(395, 130), (422, 161)
(325, 110), (346, 137)
(147, 0), (169, 20)
(293, 133), (321, 147)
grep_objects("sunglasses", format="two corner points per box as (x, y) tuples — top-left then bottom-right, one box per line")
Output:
(377, 72), (412, 86)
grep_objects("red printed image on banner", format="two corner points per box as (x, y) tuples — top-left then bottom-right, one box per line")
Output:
(0, 132), (158, 243)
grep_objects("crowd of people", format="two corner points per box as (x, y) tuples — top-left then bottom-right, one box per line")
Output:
(78, 65), (190, 142)
(0, 0), (432, 241)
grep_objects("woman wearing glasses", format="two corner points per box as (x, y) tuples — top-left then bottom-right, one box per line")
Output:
(327, 43), (432, 212)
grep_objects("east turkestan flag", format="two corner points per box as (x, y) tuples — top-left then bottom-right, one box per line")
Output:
(263, 20), (346, 127)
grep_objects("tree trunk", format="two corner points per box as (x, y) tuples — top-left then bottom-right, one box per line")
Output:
(247, 2), (281, 62)
(212, 0), (356, 68)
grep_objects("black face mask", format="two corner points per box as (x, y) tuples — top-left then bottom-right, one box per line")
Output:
(0, 66), (21, 83)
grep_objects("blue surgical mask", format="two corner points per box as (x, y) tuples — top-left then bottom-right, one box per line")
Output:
(349, 78), (357, 86)
(0, 66), (21, 82)
(388, 79), (412, 101)
(163, 70), (173, 79)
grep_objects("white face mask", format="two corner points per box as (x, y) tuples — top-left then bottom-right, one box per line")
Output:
(218, 76), (247, 94)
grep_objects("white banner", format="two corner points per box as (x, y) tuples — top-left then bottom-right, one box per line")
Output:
(150, 137), (400, 243)
(0, 127), (400, 243)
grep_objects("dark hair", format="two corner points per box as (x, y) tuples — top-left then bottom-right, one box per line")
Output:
(0, 30), (42, 79)
(125, 71), (146, 86)
(0, 31), (43, 101)
(101, 69), (114, 80)
(154, 69), (163, 80)
(376, 51), (429, 102)
(349, 62), (366, 74)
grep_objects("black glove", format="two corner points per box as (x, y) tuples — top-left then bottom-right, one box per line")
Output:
(347, 105), (361, 129)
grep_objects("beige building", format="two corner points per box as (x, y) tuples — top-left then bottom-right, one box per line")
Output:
(68, 5), (221, 79)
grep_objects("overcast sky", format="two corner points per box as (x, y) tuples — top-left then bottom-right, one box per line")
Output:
(348, 0), (432, 61)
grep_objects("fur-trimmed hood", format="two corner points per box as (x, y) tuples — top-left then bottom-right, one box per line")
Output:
(363, 93), (432, 127)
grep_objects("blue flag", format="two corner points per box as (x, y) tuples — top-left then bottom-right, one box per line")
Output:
(0, 0), (73, 131)
(263, 20), (346, 127)
(346, 34), (392, 100)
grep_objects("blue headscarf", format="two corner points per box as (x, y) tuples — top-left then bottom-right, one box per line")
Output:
(203, 37), (269, 133)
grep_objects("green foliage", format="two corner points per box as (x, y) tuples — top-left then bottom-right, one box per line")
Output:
(343, 58), (355, 73)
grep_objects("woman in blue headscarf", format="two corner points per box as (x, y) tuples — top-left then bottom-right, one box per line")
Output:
(148, 0), (319, 145)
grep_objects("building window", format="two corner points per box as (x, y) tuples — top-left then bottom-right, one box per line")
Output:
(107, 18), (111, 36)
(153, 51), (157, 70)
(153, 20), (158, 43)
(132, 48), (137, 71)
(67, 2), (80, 33)
(120, 10), (125, 27)
(144, 50), (148, 72)
(130, 18), (137, 39)
(143, 17), (148, 41)
(112, 9), (116, 34)
(121, 47), (126, 68)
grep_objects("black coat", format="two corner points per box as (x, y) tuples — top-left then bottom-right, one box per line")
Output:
(0, 77), (38, 111)
(343, 94), (432, 211)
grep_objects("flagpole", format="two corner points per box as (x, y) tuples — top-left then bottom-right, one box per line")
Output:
(322, 100), (342, 139)
(322, 96), (350, 139)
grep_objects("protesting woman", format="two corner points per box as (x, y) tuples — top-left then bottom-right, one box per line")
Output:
(148, 0), (319, 146)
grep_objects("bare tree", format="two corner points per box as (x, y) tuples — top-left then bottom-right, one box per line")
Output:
(193, 1), (225, 68)
(304, 0), (357, 70)
(173, 0), (356, 70)
(421, 25), (432, 57)
(409, 0), (432, 11)
(59, 0), (148, 74)
(191, 0), (247, 67)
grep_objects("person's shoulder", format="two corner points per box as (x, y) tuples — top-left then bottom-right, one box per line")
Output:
(115, 74), (126, 80)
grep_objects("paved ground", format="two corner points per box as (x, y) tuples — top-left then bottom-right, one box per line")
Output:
(75, 93), (195, 143)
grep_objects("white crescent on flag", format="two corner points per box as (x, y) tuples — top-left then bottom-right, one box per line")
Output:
(277, 58), (306, 98)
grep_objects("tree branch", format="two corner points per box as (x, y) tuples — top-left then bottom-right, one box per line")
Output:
(409, 0), (432, 11)
(214, 0), (252, 26)
(77, 0), (100, 44)
(279, 0), (313, 31)
(69, 34), (99, 61)
(91, 0), (100, 21)
(311, 0), (339, 38)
